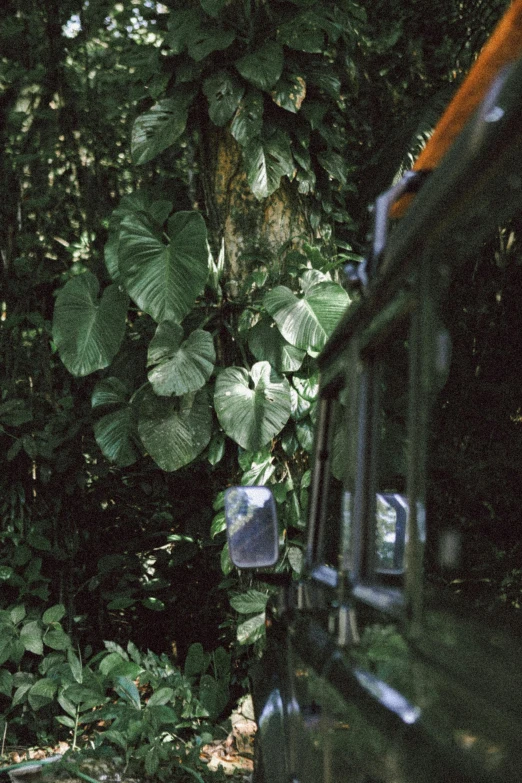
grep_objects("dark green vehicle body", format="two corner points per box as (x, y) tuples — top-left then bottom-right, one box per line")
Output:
(226, 59), (522, 783)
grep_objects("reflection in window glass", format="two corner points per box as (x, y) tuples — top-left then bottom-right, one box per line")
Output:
(321, 391), (349, 569)
(374, 323), (410, 576)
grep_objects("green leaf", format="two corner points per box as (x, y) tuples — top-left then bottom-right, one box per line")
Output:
(43, 604), (66, 624)
(231, 89), (263, 147)
(141, 597), (166, 611)
(138, 386), (212, 471)
(210, 511), (226, 538)
(94, 408), (139, 466)
(0, 399), (32, 426)
(119, 211), (208, 324)
(53, 273), (128, 377)
(145, 749), (159, 777)
(296, 418), (314, 452)
(271, 74), (306, 113)
(147, 687), (174, 707)
(184, 643), (210, 678)
(214, 361), (291, 451)
(199, 674), (228, 721)
(188, 26), (235, 61)
(207, 431), (225, 466)
(288, 545), (303, 574)
(230, 589), (268, 614)
(0, 566), (13, 581)
(317, 150), (350, 186)
(264, 281), (349, 352)
(28, 678), (57, 710)
(277, 13), (324, 52)
(165, 9), (200, 54)
(56, 715), (76, 728)
(237, 612), (266, 645)
(58, 691), (78, 718)
(20, 621), (43, 655)
(99, 652), (125, 676)
(67, 649), (83, 684)
(12, 683), (32, 707)
(203, 71), (244, 126)
(10, 606), (26, 625)
(114, 676), (141, 710)
(240, 449), (276, 486)
(132, 95), (192, 166)
(221, 542), (233, 575)
(244, 129), (294, 200)
(235, 42), (284, 91)
(248, 316), (305, 372)
(0, 669), (13, 698)
(147, 323), (215, 397)
(200, 0), (226, 16)
(44, 625), (71, 650)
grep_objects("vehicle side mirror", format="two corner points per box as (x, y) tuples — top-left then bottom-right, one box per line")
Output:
(224, 486), (279, 569)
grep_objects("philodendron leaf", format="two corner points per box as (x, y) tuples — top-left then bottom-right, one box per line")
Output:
(244, 129), (294, 200)
(214, 361), (291, 451)
(203, 71), (245, 126)
(131, 92), (193, 165)
(271, 74), (306, 113)
(138, 386), (212, 471)
(248, 316), (305, 372)
(147, 322), (215, 397)
(264, 280), (349, 352)
(53, 272), (128, 377)
(92, 378), (140, 467)
(188, 26), (235, 61)
(231, 89), (263, 147)
(119, 211), (208, 324)
(200, 0), (226, 17)
(235, 41), (284, 91)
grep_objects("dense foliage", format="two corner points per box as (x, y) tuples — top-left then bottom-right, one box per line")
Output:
(1, 0), (519, 768)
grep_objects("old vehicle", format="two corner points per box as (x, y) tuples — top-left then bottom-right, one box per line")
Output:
(224, 13), (522, 783)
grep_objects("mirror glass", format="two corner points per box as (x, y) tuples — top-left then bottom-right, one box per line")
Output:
(375, 493), (408, 572)
(225, 486), (279, 568)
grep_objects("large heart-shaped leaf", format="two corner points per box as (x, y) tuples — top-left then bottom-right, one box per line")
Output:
(277, 13), (324, 53)
(131, 91), (194, 165)
(138, 387), (212, 472)
(53, 272), (128, 377)
(244, 130), (294, 200)
(165, 9), (201, 54)
(248, 316), (305, 372)
(203, 71), (245, 126)
(235, 42), (284, 91)
(188, 26), (235, 61)
(231, 89), (263, 147)
(264, 280), (349, 352)
(118, 211), (208, 324)
(147, 322), (215, 396)
(105, 195), (173, 282)
(214, 361), (291, 451)
(92, 378), (141, 467)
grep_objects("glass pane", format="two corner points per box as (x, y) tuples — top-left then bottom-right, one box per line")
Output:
(374, 323), (409, 575)
(321, 392), (349, 570)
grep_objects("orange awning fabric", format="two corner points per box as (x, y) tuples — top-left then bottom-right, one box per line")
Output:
(392, 0), (522, 218)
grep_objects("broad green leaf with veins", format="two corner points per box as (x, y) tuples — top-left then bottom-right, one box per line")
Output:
(244, 129), (294, 200)
(264, 279), (349, 352)
(214, 361), (291, 451)
(203, 71), (245, 126)
(147, 322), (215, 396)
(118, 211), (208, 324)
(131, 94), (192, 165)
(231, 89), (263, 147)
(235, 42), (284, 91)
(248, 316), (305, 372)
(92, 378), (140, 467)
(53, 272), (128, 377)
(138, 386), (212, 471)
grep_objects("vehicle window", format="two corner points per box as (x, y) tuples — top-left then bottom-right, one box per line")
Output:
(315, 387), (350, 571)
(371, 321), (410, 577)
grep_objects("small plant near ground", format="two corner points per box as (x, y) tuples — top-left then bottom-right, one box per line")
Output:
(0, 604), (234, 781)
